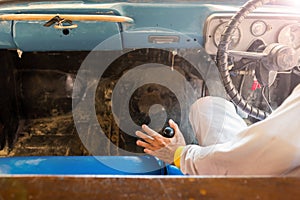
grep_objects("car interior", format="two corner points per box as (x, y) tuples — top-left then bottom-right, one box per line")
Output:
(0, 0), (299, 198)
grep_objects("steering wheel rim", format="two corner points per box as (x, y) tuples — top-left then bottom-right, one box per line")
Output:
(216, 0), (273, 120)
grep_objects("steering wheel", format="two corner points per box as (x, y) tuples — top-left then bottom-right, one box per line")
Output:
(216, 0), (299, 120)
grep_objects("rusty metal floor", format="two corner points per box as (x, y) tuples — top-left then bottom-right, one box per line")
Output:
(1, 115), (89, 157)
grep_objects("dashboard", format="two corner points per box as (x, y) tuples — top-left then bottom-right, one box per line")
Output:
(0, 1), (298, 53)
(204, 13), (300, 55)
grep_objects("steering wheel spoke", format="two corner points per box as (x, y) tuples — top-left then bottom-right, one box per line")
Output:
(228, 50), (267, 60)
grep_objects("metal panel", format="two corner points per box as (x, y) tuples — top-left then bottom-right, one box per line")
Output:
(13, 20), (122, 51)
(0, 176), (300, 199)
(0, 156), (183, 175)
(0, 20), (16, 48)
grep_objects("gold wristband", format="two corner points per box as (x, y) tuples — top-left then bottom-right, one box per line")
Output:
(174, 146), (184, 168)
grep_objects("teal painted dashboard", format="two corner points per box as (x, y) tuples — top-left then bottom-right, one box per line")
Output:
(0, 1), (252, 51)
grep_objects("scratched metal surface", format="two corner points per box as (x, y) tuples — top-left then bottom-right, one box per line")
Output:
(1, 176), (300, 199)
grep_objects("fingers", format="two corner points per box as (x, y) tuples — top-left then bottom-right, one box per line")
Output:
(135, 130), (154, 144)
(136, 137), (166, 150)
(136, 140), (156, 151)
(143, 148), (155, 156)
(136, 128), (168, 150)
(141, 124), (161, 138)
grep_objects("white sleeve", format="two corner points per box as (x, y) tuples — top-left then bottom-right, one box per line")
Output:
(181, 84), (300, 176)
(189, 96), (247, 146)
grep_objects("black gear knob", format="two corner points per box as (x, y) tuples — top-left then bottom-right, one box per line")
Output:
(162, 127), (175, 138)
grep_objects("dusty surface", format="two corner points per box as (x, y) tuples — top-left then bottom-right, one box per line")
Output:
(2, 115), (89, 157)
(1, 176), (300, 200)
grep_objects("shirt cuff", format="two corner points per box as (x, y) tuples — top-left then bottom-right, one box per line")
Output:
(174, 146), (184, 168)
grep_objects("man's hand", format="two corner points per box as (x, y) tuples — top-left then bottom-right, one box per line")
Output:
(136, 119), (186, 164)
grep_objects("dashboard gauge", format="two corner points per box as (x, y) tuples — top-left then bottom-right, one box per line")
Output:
(251, 20), (267, 36)
(278, 23), (300, 49)
(213, 22), (241, 48)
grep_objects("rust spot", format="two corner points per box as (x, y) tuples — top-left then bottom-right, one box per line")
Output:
(188, 178), (196, 182)
(200, 189), (207, 196)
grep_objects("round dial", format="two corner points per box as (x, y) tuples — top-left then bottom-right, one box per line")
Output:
(278, 23), (300, 49)
(251, 20), (267, 36)
(213, 22), (241, 48)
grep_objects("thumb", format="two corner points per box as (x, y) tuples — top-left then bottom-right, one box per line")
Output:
(168, 119), (179, 133)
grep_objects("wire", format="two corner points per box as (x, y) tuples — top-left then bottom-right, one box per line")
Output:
(238, 74), (246, 94)
(230, 60), (256, 71)
(261, 86), (273, 113)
